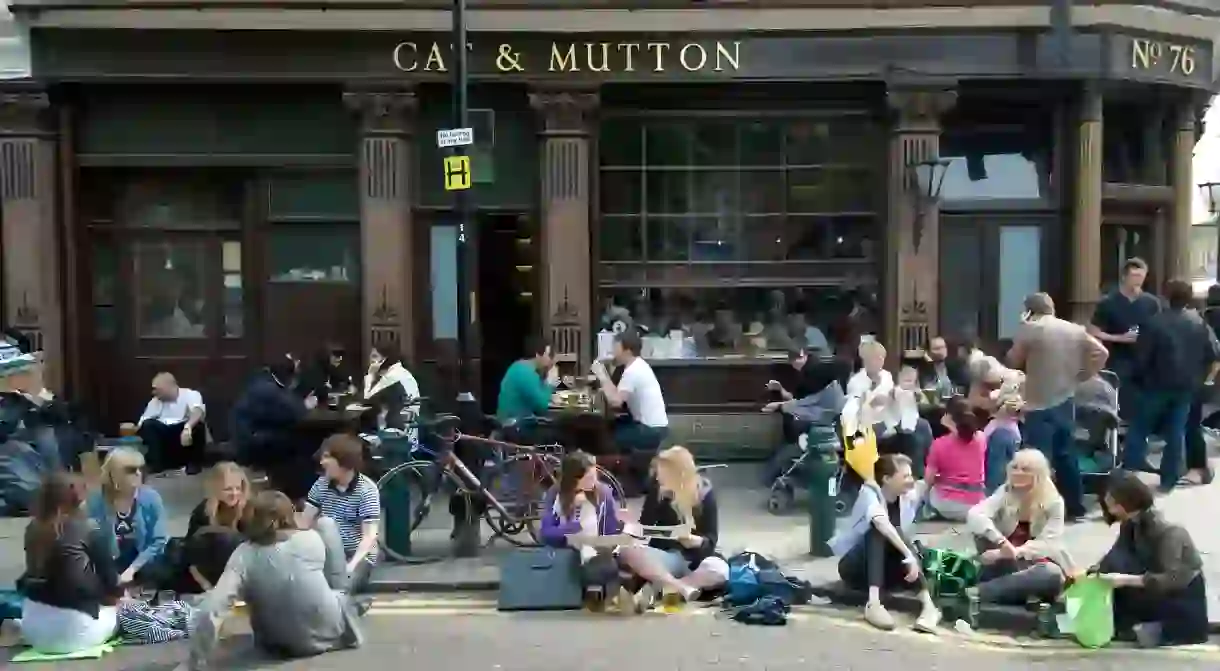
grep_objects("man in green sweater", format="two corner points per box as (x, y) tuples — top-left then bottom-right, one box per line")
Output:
(496, 336), (559, 426)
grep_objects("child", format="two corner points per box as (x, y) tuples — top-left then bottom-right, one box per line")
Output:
(881, 365), (932, 477)
(924, 396), (986, 521)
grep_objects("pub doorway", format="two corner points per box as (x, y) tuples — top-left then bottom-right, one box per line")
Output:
(476, 213), (535, 413)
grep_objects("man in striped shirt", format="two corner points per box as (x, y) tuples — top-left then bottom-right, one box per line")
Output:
(300, 434), (380, 593)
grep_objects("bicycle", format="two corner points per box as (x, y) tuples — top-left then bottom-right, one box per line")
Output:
(373, 413), (626, 562)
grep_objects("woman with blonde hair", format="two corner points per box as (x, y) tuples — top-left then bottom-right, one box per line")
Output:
(179, 462), (250, 593)
(616, 446), (729, 613)
(965, 449), (1071, 617)
(84, 447), (169, 587)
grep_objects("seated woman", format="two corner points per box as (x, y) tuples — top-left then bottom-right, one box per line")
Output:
(230, 357), (318, 501)
(84, 447), (169, 588)
(982, 383), (1023, 494)
(18, 471), (122, 654)
(361, 342), (421, 433)
(924, 396), (986, 522)
(617, 446), (729, 613)
(829, 454), (940, 632)
(180, 490), (365, 670)
(178, 462), (249, 594)
(298, 344), (354, 401)
(964, 449), (1070, 616)
(1091, 470), (1208, 647)
(540, 451), (624, 599)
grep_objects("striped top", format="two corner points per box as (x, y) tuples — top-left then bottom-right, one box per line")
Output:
(306, 473), (380, 565)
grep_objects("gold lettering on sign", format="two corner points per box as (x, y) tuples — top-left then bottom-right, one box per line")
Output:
(550, 43), (579, 72)
(617, 43), (640, 72)
(679, 43), (707, 72)
(424, 42), (448, 72)
(715, 42), (741, 72)
(393, 42), (419, 72)
(587, 43), (611, 73)
(1131, 37), (1196, 76)
(646, 43), (670, 72)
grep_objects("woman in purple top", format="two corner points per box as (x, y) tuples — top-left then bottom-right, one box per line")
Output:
(539, 451), (624, 597)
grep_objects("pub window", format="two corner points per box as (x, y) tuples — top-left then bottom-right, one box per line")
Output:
(266, 171), (360, 284)
(470, 109), (495, 185)
(1102, 102), (1152, 184)
(1190, 219), (1218, 293)
(597, 115), (880, 359)
(939, 129), (1052, 202)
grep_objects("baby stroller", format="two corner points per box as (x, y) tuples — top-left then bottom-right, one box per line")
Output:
(1074, 370), (1121, 493)
(766, 421), (866, 515)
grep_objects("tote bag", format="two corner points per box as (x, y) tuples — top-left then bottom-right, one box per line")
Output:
(1062, 576), (1114, 649)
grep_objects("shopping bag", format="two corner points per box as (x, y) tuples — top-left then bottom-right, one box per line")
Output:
(921, 548), (979, 599)
(841, 423), (878, 482)
(1060, 576), (1114, 649)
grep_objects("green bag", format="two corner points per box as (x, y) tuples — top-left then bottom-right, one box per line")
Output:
(1062, 576), (1114, 649)
(921, 548), (979, 599)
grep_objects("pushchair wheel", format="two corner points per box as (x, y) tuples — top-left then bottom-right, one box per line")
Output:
(834, 498), (848, 514)
(766, 485), (794, 514)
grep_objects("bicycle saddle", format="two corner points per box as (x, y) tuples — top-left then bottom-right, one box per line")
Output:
(422, 413), (462, 434)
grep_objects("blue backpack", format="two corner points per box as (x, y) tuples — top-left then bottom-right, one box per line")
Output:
(724, 552), (813, 608)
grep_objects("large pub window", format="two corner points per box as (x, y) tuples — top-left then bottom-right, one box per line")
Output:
(597, 114), (880, 359)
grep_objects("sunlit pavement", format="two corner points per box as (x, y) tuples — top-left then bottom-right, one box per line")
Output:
(5, 594), (1217, 671)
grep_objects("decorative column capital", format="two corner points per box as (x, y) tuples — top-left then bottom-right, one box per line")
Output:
(343, 85), (418, 135)
(529, 87), (600, 136)
(886, 86), (957, 132)
(0, 86), (53, 136)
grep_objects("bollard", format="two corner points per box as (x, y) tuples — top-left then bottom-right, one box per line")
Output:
(806, 426), (840, 558)
(379, 433), (415, 560)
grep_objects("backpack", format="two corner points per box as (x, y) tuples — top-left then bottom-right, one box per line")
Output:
(726, 595), (790, 626)
(724, 551), (814, 608)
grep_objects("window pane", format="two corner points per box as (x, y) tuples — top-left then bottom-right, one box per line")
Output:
(689, 217), (739, 261)
(120, 179), (239, 229)
(645, 171), (690, 214)
(690, 171), (739, 215)
(135, 240), (208, 339)
(645, 123), (691, 166)
(692, 120), (737, 165)
(224, 272), (244, 338)
(785, 119), (876, 166)
(600, 171), (642, 214)
(939, 225), (983, 340)
(941, 130), (1051, 201)
(743, 216), (826, 261)
(742, 171), (785, 214)
(1189, 224), (1218, 292)
(596, 285), (862, 359)
(92, 244), (117, 306)
(269, 225), (360, 283)
(828, 216), (877, 260)
(787, 168), (872, 213)
(600, 215), (643, 261)
(600, 118), (642, 166)
(739, 122), (782, 166)
(998, 226), (1041, 339)
(222, 240), (242, 273)
(645, 216), (692, 261)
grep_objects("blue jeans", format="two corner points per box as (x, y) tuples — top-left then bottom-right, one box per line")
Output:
(1023, 399), (1085, 517)
(1123, 389), (1192, 489)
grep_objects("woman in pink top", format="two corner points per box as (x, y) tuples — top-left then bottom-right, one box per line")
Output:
(924, 396), (986, 521)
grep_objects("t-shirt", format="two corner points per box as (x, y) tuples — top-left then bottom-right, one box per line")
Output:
(138, 387), (205, 426)
(114, 510), (139, 570)
(926, 432), (986, 505)
(496, 359), (553, 422)
(617, 357), (668, 428)
(1091, 290), (1162, 367)
(305, 473), (381, 565)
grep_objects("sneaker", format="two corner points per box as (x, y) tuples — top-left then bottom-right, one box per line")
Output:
(337, 598), (366, 649)
(634, 583), (656, 614)
(913, 604), (942, 634)
(864, 601), (896, 631)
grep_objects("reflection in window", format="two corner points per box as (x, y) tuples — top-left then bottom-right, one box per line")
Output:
(268, 225), (359, 283)
(599, 116), (880, 263)
(222, 240), (243, 338)
(1190, 223), (1218, 294)
(135, 241), (208, 339)
(939, 130), (1051, 201)
(92, 244), (118, 340)
(596, 286), (875, 360)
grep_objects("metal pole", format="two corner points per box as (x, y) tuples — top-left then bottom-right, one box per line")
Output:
(452, 0), (476, 410)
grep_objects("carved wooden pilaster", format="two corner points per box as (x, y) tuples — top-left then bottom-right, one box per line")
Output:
(1168, 96), (1202, 280)
(344, 86), (418, 362)
(885, 85), (956, 358)
(0, 87), (62, 390)
(529, 88), (599, 371)
(1070, 85), (1103, 323)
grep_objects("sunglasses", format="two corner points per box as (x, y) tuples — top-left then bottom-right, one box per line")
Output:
(122, 465), (144, 476)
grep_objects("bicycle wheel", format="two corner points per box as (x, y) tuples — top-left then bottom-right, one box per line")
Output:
(594, 465), (627, 505)
(482, 453), (558, 546)
(376, 460), (436, 562)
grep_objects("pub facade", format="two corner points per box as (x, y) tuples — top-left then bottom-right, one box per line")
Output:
(2, 1), (1218, 448)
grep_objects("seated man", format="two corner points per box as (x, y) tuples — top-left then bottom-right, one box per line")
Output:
(1090, 470), (1209, 647)
(298, 434), (381, 595)
(592, 330), (668, 494)
(762, 348), (847, 483)
(137, 372), (207, 474)
(495, 335), (560, 440)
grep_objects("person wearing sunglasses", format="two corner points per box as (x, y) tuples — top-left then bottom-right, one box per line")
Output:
(84, 447), (169, 588)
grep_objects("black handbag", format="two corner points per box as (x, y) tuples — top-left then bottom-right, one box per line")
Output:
(497, 547), (584, 612)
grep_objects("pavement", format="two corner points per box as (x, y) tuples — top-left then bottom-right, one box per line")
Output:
(3, 595), (1219, 670)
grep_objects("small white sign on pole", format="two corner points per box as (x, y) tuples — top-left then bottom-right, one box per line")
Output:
(436, 128), (475, 148)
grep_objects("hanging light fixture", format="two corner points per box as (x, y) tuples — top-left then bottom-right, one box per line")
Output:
(1198, 181), (1220, 216)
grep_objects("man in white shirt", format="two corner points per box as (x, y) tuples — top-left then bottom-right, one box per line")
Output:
(592, 330), (668, 493)
(137, 372), (207, 474)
